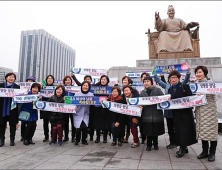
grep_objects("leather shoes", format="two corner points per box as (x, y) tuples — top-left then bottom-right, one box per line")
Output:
(154, 145), (159, 150)
(208, 154), (215, 162)
(95, 139), (100, 143)
(43, 138), (49, 142)
(146, 146), (151, 151)
(10, 140), (15, 146)
(82, 141), (88, 145)
(166, 144), (177, 149)
(23, 140), (29, 145)
(74, 141), (79, 145)
(103, 140), (107, 143)
(176, 147), (185, 158)
(197, 152), (208, 159)
(63, 138), (69, 142)
(29, 140), (35, 145)
(141, 141), (145, 144)
(71, 138), (75, 142)
(184, 147), (189, 153)
(0, 139), (5, 147)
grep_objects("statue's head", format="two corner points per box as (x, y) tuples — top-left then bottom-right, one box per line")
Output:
(167, 5), (175, 19)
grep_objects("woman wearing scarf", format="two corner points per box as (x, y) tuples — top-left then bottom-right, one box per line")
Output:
(108, 86), (124, 146)
(122, 85), (141, 148)
(62, 76), (76, 143)
(140, 76), (165, 151)
(0, 73), (20, 147)
(48, 85), (66, 146)
(73, 81), (94, 145)
(92, 75), (110, 143)
(168, 70), (197, 158)
(153, 66), (191, 149)
(40, 75), (55, 142)
(194, 66), (218, 162)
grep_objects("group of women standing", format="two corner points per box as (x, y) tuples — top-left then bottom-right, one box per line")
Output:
(0, 65), (218, 162)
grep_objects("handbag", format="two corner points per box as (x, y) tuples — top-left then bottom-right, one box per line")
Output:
(19, 111), (31, 121)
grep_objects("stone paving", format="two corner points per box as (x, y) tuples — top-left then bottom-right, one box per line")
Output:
(0, 120), (221, 169)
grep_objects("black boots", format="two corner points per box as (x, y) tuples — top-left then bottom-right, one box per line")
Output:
(0, 138), (4, 147)
(176, 146), (188, 158)
(197, 140), (216, 162)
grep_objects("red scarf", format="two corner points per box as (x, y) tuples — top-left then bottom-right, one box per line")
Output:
(110, 95), (122, 102)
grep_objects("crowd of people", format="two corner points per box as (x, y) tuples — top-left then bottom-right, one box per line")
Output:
(0, 65), (218, 162)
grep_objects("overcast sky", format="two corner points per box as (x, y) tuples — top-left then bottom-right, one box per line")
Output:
(0, 1), (222, 74)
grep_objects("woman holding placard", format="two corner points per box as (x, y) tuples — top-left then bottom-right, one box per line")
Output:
(92, 75), (110, 143)
(63, 76), (76, 143)
(40, 75), (55, 142)
(0, 73), (20, 147)
(194, 65), (218, 162)
(140, 76), (165, 151)
(168, 70), (197, 158)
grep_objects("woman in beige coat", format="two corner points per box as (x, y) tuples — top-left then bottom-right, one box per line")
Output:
(195, 65), (218, 162)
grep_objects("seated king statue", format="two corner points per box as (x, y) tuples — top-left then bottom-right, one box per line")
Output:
(154, 5), (199, 53)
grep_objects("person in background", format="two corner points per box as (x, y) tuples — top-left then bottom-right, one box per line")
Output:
(194, 66), (218, 162)
(121, 76), (139, 143)
(40, 75), (55, 142)
(48, 85), (66, 146)
(0, 73), (20, 147)
(140, 76), (165, 151)
(19, 75), (36, 142)
(19, 83), (41, 145)
(168, 70), (197, 158)
(63, 76), (76, 143)
(153, 66), (191, 149)
(73, 81), (94, 145)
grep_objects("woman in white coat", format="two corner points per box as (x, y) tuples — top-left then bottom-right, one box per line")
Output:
(73, 81), (94, 145)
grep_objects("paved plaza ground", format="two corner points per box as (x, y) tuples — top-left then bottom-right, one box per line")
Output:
(0, 119), (221, 169)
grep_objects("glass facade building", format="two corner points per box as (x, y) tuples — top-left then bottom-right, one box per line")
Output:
(18, 29), (76, 82)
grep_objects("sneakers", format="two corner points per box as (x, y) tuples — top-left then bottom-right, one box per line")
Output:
(58, 140), (63, 146)
(49, 139), (56, 145)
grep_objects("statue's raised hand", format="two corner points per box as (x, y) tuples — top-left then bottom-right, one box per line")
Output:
(155, 12), (159, 21)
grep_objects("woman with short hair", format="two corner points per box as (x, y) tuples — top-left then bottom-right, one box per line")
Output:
(194, 65), (218, 162)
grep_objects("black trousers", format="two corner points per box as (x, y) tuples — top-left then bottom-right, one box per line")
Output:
(20, 121), (25, 138)
(166, 118), (176, 145)
(43, 118), (52, 139)
(0, 119), (16, 141)
(96, 129), (108, 140)
(139, 124), (146, 142)
(76, 121), (87, 143)
(63, 114), (76, 139)
(147, 136), (158, 147)
(23, 121), (36, 140)
(202, 140), (217, 155)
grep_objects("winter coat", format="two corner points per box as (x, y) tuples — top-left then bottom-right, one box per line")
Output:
(168, 82), (197, 146)
(19, 92), (38, 122)
(194, 79), (218, 141)
(73, 92), (94, 128)
(48, 95), (65, 126)
(0, 83), (20, 125)
(154, 73), (190, 118)
(140, 86), (165, 136)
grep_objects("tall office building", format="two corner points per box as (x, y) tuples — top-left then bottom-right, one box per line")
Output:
(18, 29), (76, 82)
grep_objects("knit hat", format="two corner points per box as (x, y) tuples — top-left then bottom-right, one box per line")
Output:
(26, 76), (36, 82)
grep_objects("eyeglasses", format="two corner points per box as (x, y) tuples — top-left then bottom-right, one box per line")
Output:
(170, 76), (179, 79)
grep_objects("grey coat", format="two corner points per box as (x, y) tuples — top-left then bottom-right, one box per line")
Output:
(140, 87), (165, 136)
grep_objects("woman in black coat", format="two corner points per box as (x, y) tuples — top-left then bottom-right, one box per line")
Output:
(108, 86), (125, 146)
(0, 73), (20, 146)
(48, 85), (66, 146)
(140, 76), (165, 151)
(40, 75), (55, 142)
(92, 75), (110, 143)
(168, 70), (197, 158)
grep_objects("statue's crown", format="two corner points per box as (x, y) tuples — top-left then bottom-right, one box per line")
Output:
(168, 5), (174, 8)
